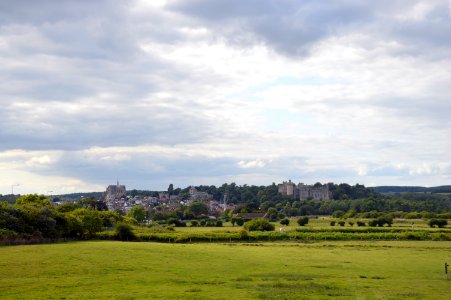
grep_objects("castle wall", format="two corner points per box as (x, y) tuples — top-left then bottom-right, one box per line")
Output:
(279, 181), (330, 200)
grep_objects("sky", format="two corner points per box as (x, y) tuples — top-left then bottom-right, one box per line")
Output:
(1, 0), (450, 195)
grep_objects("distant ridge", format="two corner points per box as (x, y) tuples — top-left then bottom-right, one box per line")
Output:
(53, 192), (103, 201)
(50, 185), (451, 199)
(371, 185), (451, 194)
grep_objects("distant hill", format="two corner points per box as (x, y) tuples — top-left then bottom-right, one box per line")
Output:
(53, 192), (103, 201)
(371, 185), (451, 194)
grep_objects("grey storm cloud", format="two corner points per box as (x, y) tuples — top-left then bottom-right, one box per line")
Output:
(168, 0), (451, 58)
(168, 0), (373, 56)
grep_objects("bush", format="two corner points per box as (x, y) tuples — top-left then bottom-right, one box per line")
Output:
(240, 229), (249, 239)
(280, 218), (290, 226)
(428, 219), (447, 228)
(332, 210), (345, 218)
(115, 223), (136, 241)
(236, 218), (245, 226)
(167, 218), (186, 227)
(297, 217), (309, 226)
(215, 220), (223, 227)
(338, 221), (345, 227)
(348, 222), (354, 227)
(356, 221), (365, 227)
(205, 220), (216, 227)
(330, 221), (336, 226)
(189, 220), (199, 227)
(359, 211), (382, 218)
(244, 218), (275, 231)
(369, 216), (393, 227)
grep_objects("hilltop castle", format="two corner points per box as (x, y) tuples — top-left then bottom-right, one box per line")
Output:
(278, 180), (331, 200)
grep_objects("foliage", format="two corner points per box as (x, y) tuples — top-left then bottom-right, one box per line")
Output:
(167, 218), (186, 227)
(330, 221), (336, 226)
(239, 229), (249, 239)
(244, 218), (275, 231)
(297, 217), (309, 226)
(428, 219), (447, 228)
(368, 216), (393, 227)
(16, 194), (51, 207)
(235, 217), (244, 226)
(70, 209), (103, 238)
(185, 201), (208, 218)
(114, 223), (136, 241)
(231, 217), (244, 226)
(280, 218), (290, 226)
(168, 183), (174, 196)
(127, 206), (147, 223)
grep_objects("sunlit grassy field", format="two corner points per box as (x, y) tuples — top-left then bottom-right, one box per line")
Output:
(1, 240), (450, 299)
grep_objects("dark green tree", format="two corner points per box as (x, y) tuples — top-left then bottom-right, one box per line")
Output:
(280, 218), (290, 226)
(185, 201), (208, 218)
(244, 218), (274, 231)
(297, 216), (309, 226)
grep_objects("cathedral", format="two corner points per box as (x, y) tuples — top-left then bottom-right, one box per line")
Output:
(103, 181), (126, 202)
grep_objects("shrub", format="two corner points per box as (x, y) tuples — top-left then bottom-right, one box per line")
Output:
(244, 218), (275, 231)
(348, 222), (354, 227)
(235, 217), (245, 226)
(356, 221), (365, 227)
(405, 212), (421, 219)
(115, 223), (136, 241)
(338, 221), (346, 227)
(330, 221), (336, 226)
(359, 211), (382, 218)
(428, 219), (447, 228)
(167, 218), (186, 227)
(189, 220), (199, 227)
(332, 210), (345, 218)
(240, 229), (249, 239)
(280, 218), (290, 226)
(297, 217), (309, 226)
(215, 220), (223, 227)
(200, 219), (207, 226)
(205, 220), (216, 227)
(369, 216), (393, 227)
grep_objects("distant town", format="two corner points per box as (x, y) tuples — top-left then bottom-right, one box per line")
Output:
(1, 180), (449, 224)
(39, 180), (449, 222)
(93, 180), (332, 216)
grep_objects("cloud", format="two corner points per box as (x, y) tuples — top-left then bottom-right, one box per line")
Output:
(238, 159), (266, 169)
(0, 0), (450, 193)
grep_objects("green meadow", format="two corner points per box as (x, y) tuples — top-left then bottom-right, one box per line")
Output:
(1, 240), (450, 299)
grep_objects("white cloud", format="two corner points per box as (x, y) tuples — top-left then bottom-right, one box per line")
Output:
(238, 160), (266, 169)
(26, 155), (52, 167)
(100, 154), (131, 161)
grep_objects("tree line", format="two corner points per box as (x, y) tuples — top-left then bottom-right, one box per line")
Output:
(0, 194), (138, 242)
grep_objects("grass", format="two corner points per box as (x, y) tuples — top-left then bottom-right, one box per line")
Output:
(0, 240), (450, 299)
